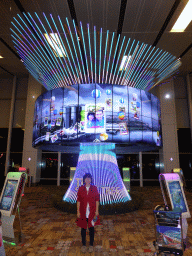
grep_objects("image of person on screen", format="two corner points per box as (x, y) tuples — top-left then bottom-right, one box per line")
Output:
(95, 109), (104, 127)
(76, 173), (100, 253)
(87, 113), (96, 128)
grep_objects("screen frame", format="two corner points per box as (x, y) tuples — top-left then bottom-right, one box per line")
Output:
(0, 173), (21, 217)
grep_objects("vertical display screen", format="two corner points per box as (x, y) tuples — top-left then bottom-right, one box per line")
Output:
(0, 180), (18, 211)
(167, 180), (187, 213)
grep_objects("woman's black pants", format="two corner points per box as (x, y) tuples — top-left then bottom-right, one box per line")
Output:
(81, 218), (94, 246)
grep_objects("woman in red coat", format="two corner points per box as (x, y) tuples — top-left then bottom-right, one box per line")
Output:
(76, 173), (100, 253)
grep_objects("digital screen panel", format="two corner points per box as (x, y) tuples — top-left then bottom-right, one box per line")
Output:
(167, 180), (187, 213)
(0, 180), (18, 211)
(32, 84), (162, 149)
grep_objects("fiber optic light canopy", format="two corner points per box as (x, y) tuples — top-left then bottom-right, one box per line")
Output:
(11, 13), (181, 91)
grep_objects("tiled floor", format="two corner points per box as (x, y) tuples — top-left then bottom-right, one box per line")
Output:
(2, 185), (192, 255)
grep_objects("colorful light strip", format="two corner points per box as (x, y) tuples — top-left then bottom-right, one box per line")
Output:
(11, 14), (181, 90)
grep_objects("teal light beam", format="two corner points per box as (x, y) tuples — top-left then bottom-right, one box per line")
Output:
(94, 26), (97, 83)
(37, 13), (69, 86)
(102, 30), (109, 84)
(24, 12), (67, 88)
(120, 41), (139, 85)
(111, 36), (126, 84)
(48, 14), (71, 86)
(105, 32), (115, 84)
(99, 28), (102, 84)
(15, 42), (55, 87)
(127, 44), (147, 87)
(116, 38), (135, 85)
(55, 14), (78, 85)
(136, 47), (157, 89)
(72, 19), (87, 84)
(11, 27), (57, 89)
(66, 17), (83, 84)
(80, 21), (90, 83)
(125, 43), (145, 87)
(108, 33), (121, 84)
(87, 23), (93, 83)
(51, 15), (75, 85)
(133, 45), (152, 87)
(43, 13), (79, 85)
(137, 47), (161, 89)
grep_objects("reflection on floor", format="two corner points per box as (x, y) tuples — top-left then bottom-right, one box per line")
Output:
(3, 185), (192, 256)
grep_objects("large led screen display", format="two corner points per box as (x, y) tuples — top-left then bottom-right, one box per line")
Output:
(32, 84), (161, 148)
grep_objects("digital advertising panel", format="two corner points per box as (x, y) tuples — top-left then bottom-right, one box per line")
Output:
(32, 84), (162, 150)
(0, 180), (18, 211)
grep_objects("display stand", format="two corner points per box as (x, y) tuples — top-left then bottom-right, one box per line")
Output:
(159, 173), (190, 240)
(159, 173), (190, 218)
(0, 172), (27, 244)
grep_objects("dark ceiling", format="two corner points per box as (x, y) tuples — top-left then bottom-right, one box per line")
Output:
(0, 0), (192, 78)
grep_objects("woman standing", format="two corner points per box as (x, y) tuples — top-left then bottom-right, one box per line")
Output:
(76, 173), (100, 253)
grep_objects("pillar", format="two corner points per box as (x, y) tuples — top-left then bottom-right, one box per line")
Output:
(22, 75), (42, 183)
(139, 152), (143, 187)
(5, 76), (17, 175)
(159, 80), (180, 172)
(57, 152), (61, 186)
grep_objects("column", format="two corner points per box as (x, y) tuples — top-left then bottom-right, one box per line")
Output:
(159, 80), (180, 172)
(22, 75), (42, 183)
(5, 76), (17, 175)
(57, 152), (61, 186)
(139, 152), (143, 187)
(5, 76), (17, 176)
(186, 74), (192, 142)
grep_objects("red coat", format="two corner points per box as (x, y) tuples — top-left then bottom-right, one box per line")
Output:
(76, 184), (100, 229)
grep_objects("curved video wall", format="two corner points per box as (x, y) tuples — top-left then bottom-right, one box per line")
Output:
(32, 84), (162, 149)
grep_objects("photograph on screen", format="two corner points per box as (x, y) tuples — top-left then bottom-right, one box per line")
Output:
(56, 117), (62, 126)
(105, 98), (112, 110)
(51, 133), (58, 143)
(45, 132), (50, 141)
(0, 180), (18, 211)
(44, 117), (48, 127)
(119, 122), (128, 135)
(85, 104), (106, 133)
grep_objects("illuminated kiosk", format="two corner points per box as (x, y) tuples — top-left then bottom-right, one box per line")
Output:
(0, 172), (27, 244)
(63, 143), (131, 205)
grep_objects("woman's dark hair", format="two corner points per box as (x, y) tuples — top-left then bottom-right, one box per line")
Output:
(87, 112), (95, 120)
(83, 173), (93, 184)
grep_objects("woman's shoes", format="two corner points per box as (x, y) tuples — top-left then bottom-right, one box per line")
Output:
(81, 245), (94, 253)
(88, 246), (94, 253)
(81, 245), (87, 253)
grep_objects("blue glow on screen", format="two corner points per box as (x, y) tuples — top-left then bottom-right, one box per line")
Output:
(32, 84), (162, 147)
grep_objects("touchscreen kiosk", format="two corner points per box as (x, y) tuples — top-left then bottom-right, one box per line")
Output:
(0, 172), (24, 217)
(0, 172), (27, 244)
(159, 173), (190, 219)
